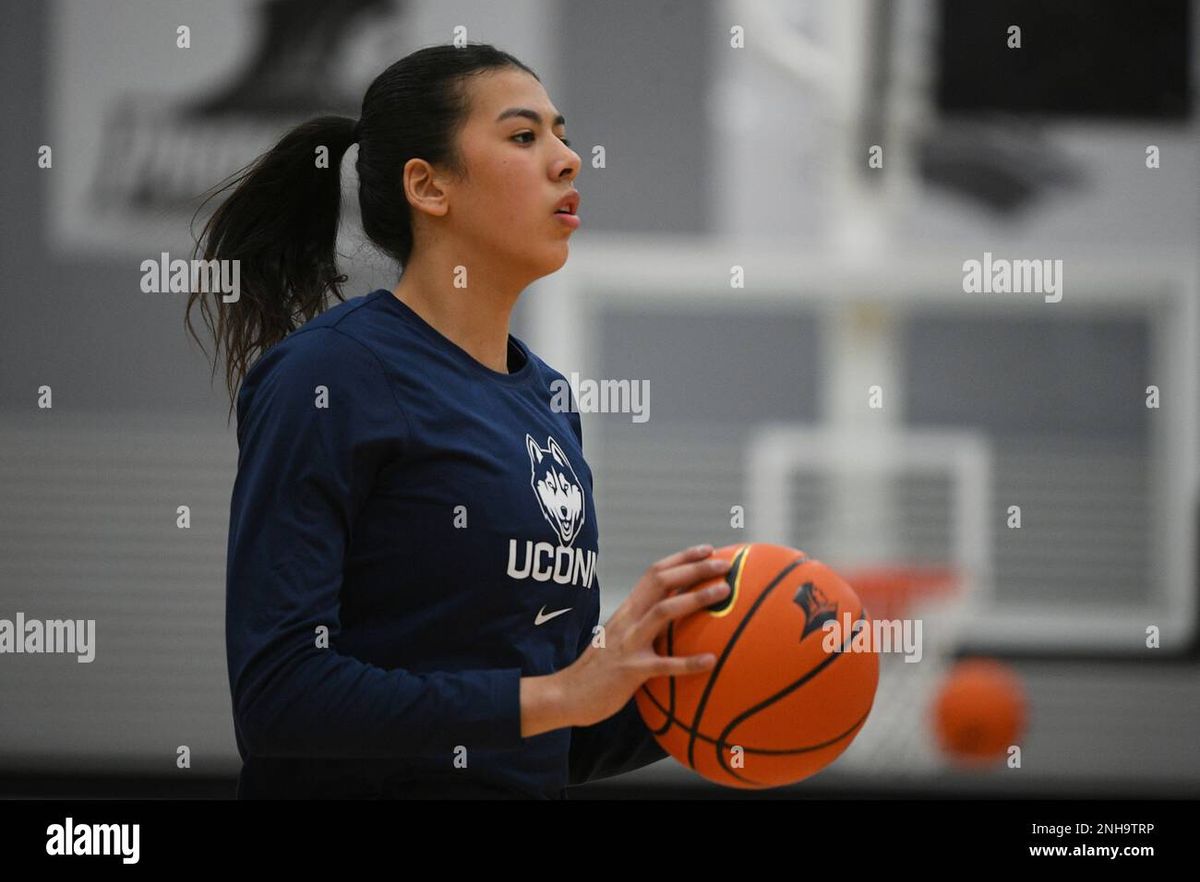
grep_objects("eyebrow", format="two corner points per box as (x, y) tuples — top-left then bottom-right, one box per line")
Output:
(495, 107), (566, 128)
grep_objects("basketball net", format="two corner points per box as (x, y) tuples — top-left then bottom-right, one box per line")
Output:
(834, 564), (966, 777)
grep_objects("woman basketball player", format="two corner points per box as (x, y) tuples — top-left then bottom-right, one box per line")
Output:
(185, 43), (731, 799)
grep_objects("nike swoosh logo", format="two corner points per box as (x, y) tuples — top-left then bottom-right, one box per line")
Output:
(535, 605), (572, 626)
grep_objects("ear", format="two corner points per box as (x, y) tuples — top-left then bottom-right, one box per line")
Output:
(526, 433), (542, 465)
(402, 156), (450, 218)
(547, 435), (568, 466)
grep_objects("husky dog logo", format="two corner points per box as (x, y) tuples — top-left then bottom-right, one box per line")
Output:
(526, 433), (585, 547)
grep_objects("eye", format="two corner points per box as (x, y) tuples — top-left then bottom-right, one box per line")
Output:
(512, 131), (572, 148)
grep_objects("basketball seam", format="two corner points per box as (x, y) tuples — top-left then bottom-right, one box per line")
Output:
(685, 552), (808, 768)
(715, 606), (870, 782)
(638, 680), (873, 756)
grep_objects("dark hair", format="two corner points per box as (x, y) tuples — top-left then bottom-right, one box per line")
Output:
(185, 42), (539, 420)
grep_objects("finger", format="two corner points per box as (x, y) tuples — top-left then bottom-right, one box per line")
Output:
(645, 652), (717, 679)
(659, 555), (732, 596)
(629, 555), (731, 616)
(631, 579), (730, 645)
(649, 543), (715, 573)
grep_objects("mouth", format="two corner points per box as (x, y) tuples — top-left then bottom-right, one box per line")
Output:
(553, 191), (580, 216)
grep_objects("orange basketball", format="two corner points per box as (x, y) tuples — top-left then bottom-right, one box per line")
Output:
(635, 542), (880, 789)
(931, 658), (1026, 764)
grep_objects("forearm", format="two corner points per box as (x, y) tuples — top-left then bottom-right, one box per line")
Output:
(234, 647), (526, 758)
(520, 671), (578, 738)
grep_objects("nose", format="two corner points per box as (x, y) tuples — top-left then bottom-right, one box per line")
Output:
(554, 143), (581, 181)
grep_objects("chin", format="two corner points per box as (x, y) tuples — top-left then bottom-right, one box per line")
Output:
(529, 243), (570, 278)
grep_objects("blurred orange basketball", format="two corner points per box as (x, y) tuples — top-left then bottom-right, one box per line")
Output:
(635, 542), (880, 789)
(931, 658), (1026, 764)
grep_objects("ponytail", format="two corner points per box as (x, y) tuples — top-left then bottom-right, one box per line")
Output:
(186, 115), (357, 421)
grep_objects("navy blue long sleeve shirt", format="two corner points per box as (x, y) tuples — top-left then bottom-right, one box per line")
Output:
(225, 289), (667, 798)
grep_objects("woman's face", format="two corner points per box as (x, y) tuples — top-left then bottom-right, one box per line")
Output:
(430, 68), (582, 282)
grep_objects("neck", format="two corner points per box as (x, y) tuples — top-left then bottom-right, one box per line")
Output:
(391, 250), (525, 374)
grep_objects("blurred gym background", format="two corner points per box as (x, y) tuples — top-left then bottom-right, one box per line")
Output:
(1, 0), (1197, 798)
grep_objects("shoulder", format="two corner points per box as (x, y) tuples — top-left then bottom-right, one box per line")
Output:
(236, 322), (399, 442)
(245, 324), (385, 395)
(244, 292), (395, 386)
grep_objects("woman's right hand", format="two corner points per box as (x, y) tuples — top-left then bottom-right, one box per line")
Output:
(558, 544), (732, 729)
